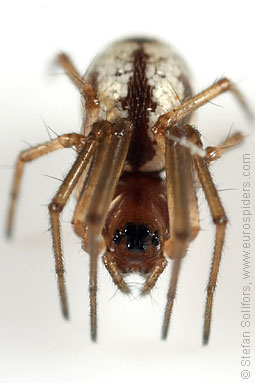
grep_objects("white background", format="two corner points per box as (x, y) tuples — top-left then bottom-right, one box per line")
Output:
(0, 1), (255, 382)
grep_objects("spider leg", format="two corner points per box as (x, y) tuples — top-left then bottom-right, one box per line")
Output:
(86, 119), (133, 341)
(206, 131), (244, 162)
(102, 252), (130, 294)
(186, 137), (200, 241)
(141, 258), (167, 295)
(72, 123), (112, 241)
(57, 53), (99, 127)
(156, 126), (193, 340)
(186, 126), (228, 345)
(154, 78), (253, 134)
(160, 126), (200, 330)
(57, 53), (84, 89)
(6, 133), (85, 238)
(48, 128), (101, 320)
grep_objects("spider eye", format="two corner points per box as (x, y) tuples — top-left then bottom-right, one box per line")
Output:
(123, 223), (151, 253)
(113, 229), (122, 245)
(151, 231), (160, 247)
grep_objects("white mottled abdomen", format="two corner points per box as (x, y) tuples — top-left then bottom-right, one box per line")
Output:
(84, 38), (193, 172)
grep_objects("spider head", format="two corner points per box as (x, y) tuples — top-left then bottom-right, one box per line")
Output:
(113, 223), (160, 254)
(102, 173), (169, 274)
(104, 220), (162, 274)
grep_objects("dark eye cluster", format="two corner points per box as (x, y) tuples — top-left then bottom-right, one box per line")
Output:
(113, 222), (160, 253)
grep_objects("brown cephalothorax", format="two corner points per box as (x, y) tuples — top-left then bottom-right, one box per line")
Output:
(7, 37), (252, 343)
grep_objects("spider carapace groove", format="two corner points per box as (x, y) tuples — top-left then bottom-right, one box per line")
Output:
(6, 37), (252, 343)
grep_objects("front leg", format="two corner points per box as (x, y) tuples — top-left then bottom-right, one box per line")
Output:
(193, 153), (228, 345)
(48, 134), (98, 319)
(186, 126), (228, 345)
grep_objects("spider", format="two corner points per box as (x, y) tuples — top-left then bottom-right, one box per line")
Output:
(6, 37), (252, 344)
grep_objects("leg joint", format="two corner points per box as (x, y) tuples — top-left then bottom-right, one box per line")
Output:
(55, 266), (65, 276)
(207, 285), (216, 295)
(49, 201), (64, 214)
(217, 77), (231, 90)
(213, 214), (228, 225)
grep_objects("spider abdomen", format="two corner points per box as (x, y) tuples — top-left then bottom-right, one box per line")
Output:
(84, 38), (193, 172)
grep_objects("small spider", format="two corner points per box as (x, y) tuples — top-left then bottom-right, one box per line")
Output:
(6, 37), (252, 344)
